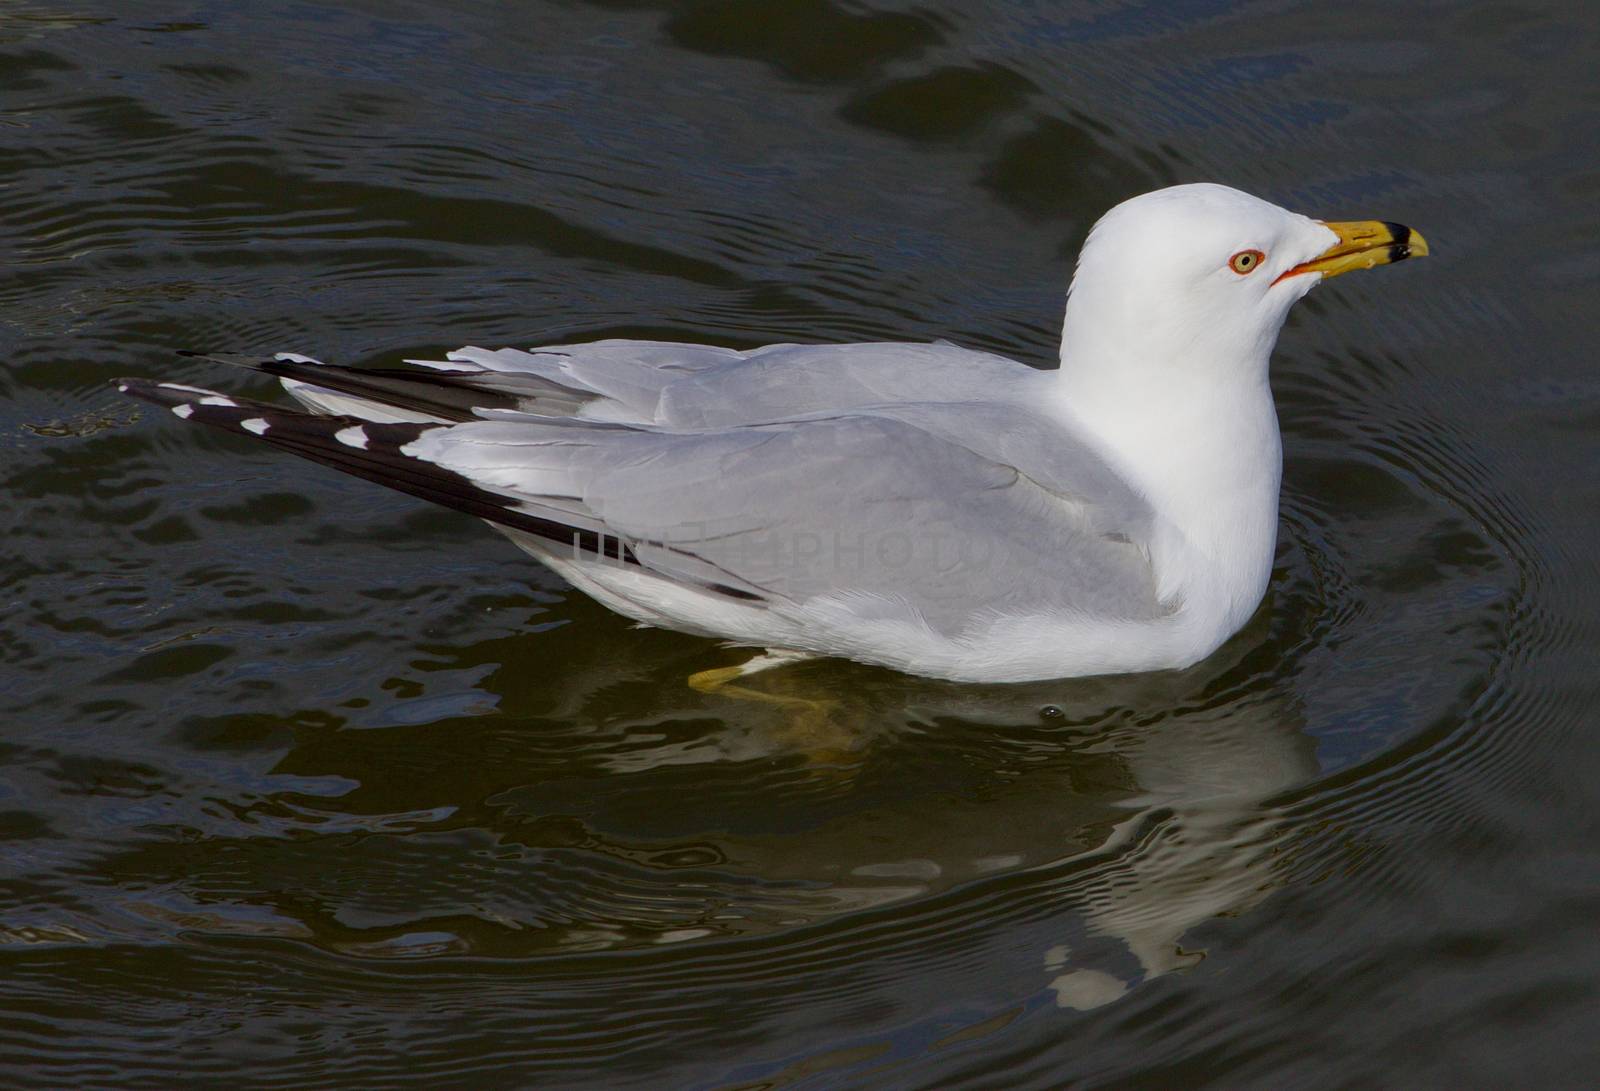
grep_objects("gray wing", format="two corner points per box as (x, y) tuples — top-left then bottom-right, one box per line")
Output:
(649, 341), (1049, 428)
(215, 339), (1050, 429)
(408, 407), (1163, 633)
(432, 339), (1045, 427)
(123, 352), (1159, 634)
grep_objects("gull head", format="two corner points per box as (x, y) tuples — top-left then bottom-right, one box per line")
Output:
(1060, 182), (1428, 384)
(1051, 184), (1429, 647)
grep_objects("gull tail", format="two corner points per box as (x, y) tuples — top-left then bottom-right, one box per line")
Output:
(114, 378), (634, 563)
(174, 350), (596, 423)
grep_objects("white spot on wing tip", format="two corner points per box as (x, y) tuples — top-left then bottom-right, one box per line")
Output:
(171, 404), (194, 419)
(159, 383), (236, 407)
(334, 425), (369, 450)
(240, 418), (270, 435)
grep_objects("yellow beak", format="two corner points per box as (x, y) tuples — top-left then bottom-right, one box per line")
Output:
(1275, 220), (1430, 285)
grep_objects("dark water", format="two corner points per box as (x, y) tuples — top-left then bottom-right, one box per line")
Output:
(3, 1), (1597, 1086)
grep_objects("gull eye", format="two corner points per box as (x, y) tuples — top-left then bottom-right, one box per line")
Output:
(1229, 249), (1266, 275)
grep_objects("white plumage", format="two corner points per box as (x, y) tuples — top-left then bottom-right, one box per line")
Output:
(120, 183), (1427, 682)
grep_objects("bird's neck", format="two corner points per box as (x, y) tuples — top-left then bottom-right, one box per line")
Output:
(1051, 340), (1283, 633)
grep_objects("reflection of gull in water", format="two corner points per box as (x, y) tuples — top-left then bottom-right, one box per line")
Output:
(79, 609), (1320, 1001)
(470, 622), (1318, 1002)
(1038, 692), (1316, 1009)
(119, 184), (1426, 681)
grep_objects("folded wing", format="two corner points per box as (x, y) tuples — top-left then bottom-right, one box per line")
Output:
(189, 338), (1046, 431)
(119, 369), (1162, 634)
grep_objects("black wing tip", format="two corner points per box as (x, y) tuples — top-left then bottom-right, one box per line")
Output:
(114, 376), (189, 395)
(113, 377), (180, 403)
(114, 377), (276, 417)
(112, 377), (770, 608)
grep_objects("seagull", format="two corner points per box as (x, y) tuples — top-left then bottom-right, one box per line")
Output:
(119, 183), (1428, 684)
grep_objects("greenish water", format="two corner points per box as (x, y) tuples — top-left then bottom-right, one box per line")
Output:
(3, 1), (1597, 1086)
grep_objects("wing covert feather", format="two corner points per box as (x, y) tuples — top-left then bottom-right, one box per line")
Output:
(409, 409), (1162, 632)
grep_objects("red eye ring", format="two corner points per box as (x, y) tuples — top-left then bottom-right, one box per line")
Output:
(1229, 249), (1266, 275)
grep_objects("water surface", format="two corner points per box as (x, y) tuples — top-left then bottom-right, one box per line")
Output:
(3, 1), (1598, 1086)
